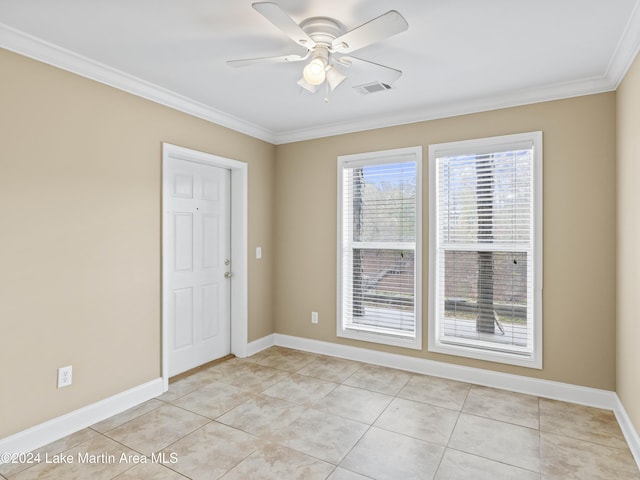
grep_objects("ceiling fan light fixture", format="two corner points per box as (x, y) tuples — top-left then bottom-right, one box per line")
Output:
(303, 57), (327, 85)
(297, 77), (319, 93)
(326, 66), (346, 91)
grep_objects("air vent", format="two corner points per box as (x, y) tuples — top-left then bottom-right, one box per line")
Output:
(353, 82), (394, 95)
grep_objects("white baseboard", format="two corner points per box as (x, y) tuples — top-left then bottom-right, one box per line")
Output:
(246, 333), (275, 357)
(6, 334), (639, 470)
(272, 333), (640, 468)
(274, 334), (617, 408)
(614, 396), (640, 467)
(0, 378), (163, 460)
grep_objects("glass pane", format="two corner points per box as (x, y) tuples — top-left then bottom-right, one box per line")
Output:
(349, 248), (415, 333)
(440, 151), (532, 245)
(443, 250), (528, 347)
(351, 162), (416, 243)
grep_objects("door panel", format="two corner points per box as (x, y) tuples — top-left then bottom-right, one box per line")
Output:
(166, 157), (231, 376)
(174, 174), (194, 198)
(202, 214), (218, 268)
(201, 283), (219, 339)
(174, 213), (193, 272)
(174, 288), (193, 349)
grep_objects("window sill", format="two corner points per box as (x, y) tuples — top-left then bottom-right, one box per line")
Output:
(338, 326), (422, 350)
(427, 338), (542, 369)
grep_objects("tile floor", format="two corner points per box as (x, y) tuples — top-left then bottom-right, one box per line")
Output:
(1, 346), (639, 479)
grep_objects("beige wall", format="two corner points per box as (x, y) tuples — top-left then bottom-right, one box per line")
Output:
(0, 49), (276, 438)
(0, 43), (624, 440)
(275, 93), (617, 390)
(617, 54), (640, 434)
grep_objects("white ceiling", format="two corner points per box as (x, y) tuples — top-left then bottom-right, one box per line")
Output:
(1, 0), (639, 144)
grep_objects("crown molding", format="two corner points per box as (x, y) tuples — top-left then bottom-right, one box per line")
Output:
(606, 0), (640, 88)
(275, 0), (640, 144)
(3, 3), (640, 147)
(0, 23), (277, 144)
(273, 74), (617, 144)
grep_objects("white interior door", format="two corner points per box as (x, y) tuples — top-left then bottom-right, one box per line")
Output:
(166, 157), (231, 376)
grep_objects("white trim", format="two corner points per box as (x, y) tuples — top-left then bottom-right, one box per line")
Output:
(162, 143), (248, 388)
(246, 333), (276, 357)
(427, 132), (543, 369)
(336, 146), (423, 351)
(3, 19), (640, 145)
(614, 396), (640, 467)
(0, 378), (162, 460)
(607, 0), (640, 88)
(0, 23), (276, 144)
(5, 337), (639, 471)
(229, 158), (249, 359)
(273, 76), (615, 144)
(272, 333), (640, 469)
(274, 333), (616, 408)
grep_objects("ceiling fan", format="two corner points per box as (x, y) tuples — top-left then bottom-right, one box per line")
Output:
(227, 2), (409, 98)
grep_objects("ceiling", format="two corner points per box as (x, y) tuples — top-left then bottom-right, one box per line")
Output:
(1, 0), (639, 144)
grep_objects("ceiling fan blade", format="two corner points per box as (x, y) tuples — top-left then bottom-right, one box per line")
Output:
(340, 55), (403, 83)
(331, 10), (408, 53)
(252, 2), (316, 49)
(227, 53), (309, 68)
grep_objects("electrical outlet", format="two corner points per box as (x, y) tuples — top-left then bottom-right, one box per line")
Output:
(311, 311), (318, 324)
(58, 366), (72, 388)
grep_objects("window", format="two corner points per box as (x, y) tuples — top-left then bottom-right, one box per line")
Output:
(428, 132), (542, 368)
(337, 147), (422, 349)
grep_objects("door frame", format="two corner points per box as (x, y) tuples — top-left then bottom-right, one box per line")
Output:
(161, 143), (248, 391)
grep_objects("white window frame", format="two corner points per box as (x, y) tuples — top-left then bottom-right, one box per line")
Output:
(337, 146), (422, 350)
(428, 132), (543, 368)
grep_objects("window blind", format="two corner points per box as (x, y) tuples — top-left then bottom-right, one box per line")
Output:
(434, 147), (535, 355)
(341, 159), (417, 338)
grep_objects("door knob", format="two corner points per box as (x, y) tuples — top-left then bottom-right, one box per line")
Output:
(224, 272), (233, 279)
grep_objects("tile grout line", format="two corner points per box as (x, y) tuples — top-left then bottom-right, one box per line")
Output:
(432, 379), (472, 480)
(222, 355), (355, 474)
(179, 352), (636, 477)
(158, 420), (258, 480)
(538, 396), (542, 478)
(322, 362), (406, 476)
(15, 347), (637, 479)
(140, 351), (634, 479)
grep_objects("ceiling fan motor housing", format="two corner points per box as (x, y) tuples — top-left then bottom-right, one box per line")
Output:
(299, 17), (345, 49)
